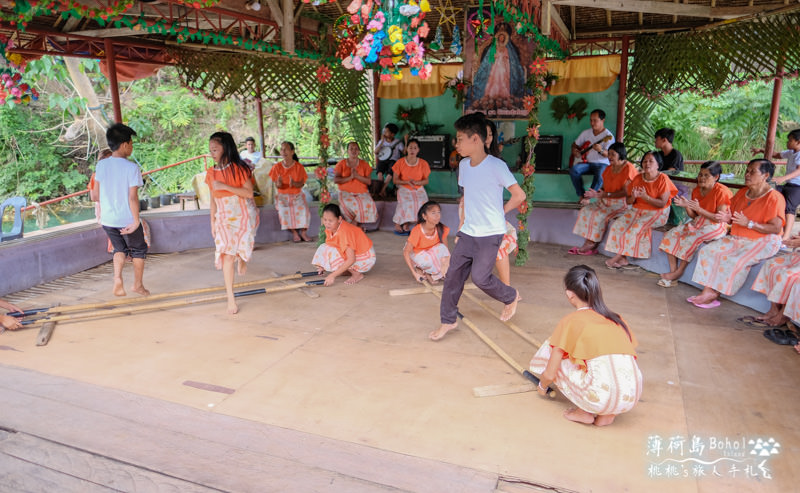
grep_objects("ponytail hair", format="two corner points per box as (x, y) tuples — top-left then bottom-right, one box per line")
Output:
(417, 200), (445, 244)
(564, 265), (631, 341)
(282, 141), (300, 163)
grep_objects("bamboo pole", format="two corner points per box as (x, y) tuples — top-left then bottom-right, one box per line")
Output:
(461, 291), (544, 349)
(11, 272), (320, 318)
(21, 281), (323, 328)
(422, 281), (554, 398)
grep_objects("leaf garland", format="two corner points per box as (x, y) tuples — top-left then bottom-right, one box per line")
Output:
(550, 96), (587, 123)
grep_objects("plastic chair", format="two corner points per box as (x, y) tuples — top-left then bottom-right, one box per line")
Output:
(0, 196), (26, 242)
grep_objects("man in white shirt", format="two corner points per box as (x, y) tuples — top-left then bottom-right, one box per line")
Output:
(568, 109), (615, 201)
(240, 136), (263, 166)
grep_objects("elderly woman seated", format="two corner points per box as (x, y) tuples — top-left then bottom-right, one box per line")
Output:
(750, 234), (800, 329)
(604, 151), (678, 269)
(657, 161), (732, 287)
(688, 159), (786, 308)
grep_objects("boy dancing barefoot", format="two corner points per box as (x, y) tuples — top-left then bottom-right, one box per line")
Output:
(93, 123), (149, 297)
(429, 114), (526, 341)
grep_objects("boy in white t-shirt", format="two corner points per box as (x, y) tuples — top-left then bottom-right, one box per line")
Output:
(753, 128), (800, 241)
(93, 123), (149, 297)
(429, 113), (526, 341)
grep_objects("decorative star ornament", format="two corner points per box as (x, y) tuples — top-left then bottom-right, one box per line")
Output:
(434, 0), (461, 34)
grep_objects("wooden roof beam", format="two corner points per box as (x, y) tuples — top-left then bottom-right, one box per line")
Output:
(550, 0), (798, 19)
(542, 0), (571, 40)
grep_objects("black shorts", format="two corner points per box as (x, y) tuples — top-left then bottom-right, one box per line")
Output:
(780, 183), (800, 215)
(103, 224), (148, 259)
(376, 159), (395, 176)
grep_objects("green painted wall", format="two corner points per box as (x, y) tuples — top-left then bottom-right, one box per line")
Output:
(378, 80), (620, 202)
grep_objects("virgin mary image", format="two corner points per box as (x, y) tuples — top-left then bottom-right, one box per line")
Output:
(465, 23), (527, 117)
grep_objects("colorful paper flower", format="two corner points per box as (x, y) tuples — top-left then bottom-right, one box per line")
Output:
(316, 64), (332, 83)
(529, 57), (548, 75)
(523, 96), (537, 111)
(319, 189), (331, 203)
(315, 166), (327, 179)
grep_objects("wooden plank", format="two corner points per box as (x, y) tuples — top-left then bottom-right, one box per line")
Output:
(389, 282), (477, 297)
(550, 0), (790, 18)
(35, 321), (56, 346)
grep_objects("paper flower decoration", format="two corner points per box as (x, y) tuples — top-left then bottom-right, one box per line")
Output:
(316, 64), (332, 83)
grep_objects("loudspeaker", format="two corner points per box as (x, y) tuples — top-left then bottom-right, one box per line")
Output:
(415, 134), (449, 169)
(533, 135), (563, 171)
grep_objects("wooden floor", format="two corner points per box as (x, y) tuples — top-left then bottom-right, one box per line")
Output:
(0, 235), (797, 492)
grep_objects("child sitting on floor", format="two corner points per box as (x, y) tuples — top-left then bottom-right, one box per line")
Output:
(313, 204), (376, 286)
(403, 200), (450, 283)
(530, 265), (642, 426)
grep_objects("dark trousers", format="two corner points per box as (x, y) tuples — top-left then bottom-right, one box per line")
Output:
(440, 231), (516, 324)
(103, 223), (147, 259)
(569, 161), (608, 197)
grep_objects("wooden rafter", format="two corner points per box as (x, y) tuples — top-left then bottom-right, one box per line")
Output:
(550, 0), (796, 19)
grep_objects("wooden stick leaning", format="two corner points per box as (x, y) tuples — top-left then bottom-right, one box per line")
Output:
(461, 290), (544, 348)
(20, 281), (324, 328)
(421, 280), (555, 398)
(9, 271), (320, 317)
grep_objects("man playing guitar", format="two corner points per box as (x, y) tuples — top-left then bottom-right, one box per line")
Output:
(568, 109), (615, 201)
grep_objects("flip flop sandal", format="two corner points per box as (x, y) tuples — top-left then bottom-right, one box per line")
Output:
(692, 300), (721, 309)
(617, 264), (639, 270)
(567, 247), (580, 255)
(763, 328), (794, 346)
(657, 278), (676, 288)
(784, 328), (800, 346)
(577, 248), (598, 256)
(605, 263), (619, 270)
(737, 316), (758, 324)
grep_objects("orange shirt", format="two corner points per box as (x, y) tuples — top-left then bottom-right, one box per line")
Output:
(408, 223), (450, 253)
(269, 161), (307, 195)
(392, 158), (431, 190)
(326, 220), (373, 257)
(334, 159), (371, 194)
(549, 309), (638, 370)
(627, 173), (678, 210)
(205, 165), (253, 198)
(693, 182), (732, 214)
(601, 162), (637, 194)
(730, 188), (786, 239)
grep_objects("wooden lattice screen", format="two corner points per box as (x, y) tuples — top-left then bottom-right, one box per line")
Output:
(625, 11), (800, 154)
(168, 48), (373, 163)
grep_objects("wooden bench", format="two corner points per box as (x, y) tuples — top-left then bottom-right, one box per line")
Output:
(176, 192), (199, 210)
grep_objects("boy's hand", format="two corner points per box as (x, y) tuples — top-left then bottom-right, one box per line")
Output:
(121, 219), (140, 235)
(773, 176), (786, 185)
(1, 314), (22, 331)
(750, 147), (764, 156)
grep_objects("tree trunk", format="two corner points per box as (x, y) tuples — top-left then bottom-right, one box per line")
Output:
(63, 57), (109, 149)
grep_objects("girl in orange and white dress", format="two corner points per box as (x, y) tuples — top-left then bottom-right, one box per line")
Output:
(605, 151), (678, 269)
(391, 138), (431, 234)
(657, 161), (731, 287)
(269, 141), (311, 243)
(333, 141), (378, 229)
(530, 265), (642, 426)
(689, 159), (785, 308)
(404, 200), (450, 283)
(569, 142), (637, 255)
(205, 131), (260, 315)
(312, 203), (376, 286)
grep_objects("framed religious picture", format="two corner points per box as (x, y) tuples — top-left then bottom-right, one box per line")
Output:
(462, 6), (537, 119)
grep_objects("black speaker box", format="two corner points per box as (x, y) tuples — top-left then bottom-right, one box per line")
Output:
(533, 135), (563, 171)
(415, 135), (449, 169)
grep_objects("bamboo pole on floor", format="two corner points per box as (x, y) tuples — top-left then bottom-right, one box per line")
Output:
(21, 281), (323, 328)
(11, 272), (320, 317)
(422, 281), (554, 398)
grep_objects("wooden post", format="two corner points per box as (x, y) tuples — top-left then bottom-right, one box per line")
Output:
(616, 35), (630, 141)
(764, 64), (784, 159)
(373, 70), (381, 144)
(104, 38), (122, 123)
(281, 0), (295, 53)
(256, 92), (265, 156)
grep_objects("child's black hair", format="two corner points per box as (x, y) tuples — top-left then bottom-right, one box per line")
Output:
(417, 200), (445, 244)
(454, 113), (488, 143)
(385, 123), (399, 135)
(564, 265), (631, 341)
(655, 128), (675, 143)
(209, 131), (252, 181)
(106, 123), (137, 151)
(788, 128), (800, 142)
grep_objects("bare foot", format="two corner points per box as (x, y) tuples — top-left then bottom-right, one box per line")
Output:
(615, 258), (630, 267)
(113, 279), (126, 297)
(227, 300), (239, 315)
(765, 313), (788, 327)
(563, 407), (595, 424)
(605, 260), (619, 269)
(424, 273), (436, 284)
(132, 284), (150, 296)
(429, 322), (458, 341)
(594, 414), (617, 426)
(500, 290), (520, 322)
(344, 271), (364, 285)
(291, 233), (301, 243)
(794, 343), (800, 354)
(300, 231), (312, 242)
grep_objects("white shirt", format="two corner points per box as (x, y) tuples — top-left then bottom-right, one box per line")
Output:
(240, 150), (263, 165)
(95, 156), (143, 228)
(780, 149), (800, 186)
(574, 128), (614, 165)
(374, 138), (404, 161)
(458, 154), (518, 237)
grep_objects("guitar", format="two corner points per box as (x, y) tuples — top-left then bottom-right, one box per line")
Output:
(568, 134), (613, 167)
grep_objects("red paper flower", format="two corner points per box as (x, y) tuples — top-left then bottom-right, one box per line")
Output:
(320, 133), (330, 148)
(523, 96), (536, 111)
(319, 189), (331, 203)
(529, 57), (548, 75)
(316, 64), (332, 83)
(315, 166), (327, 179)
(521, 164), (535, 177)
(527, 126), (540, 140)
